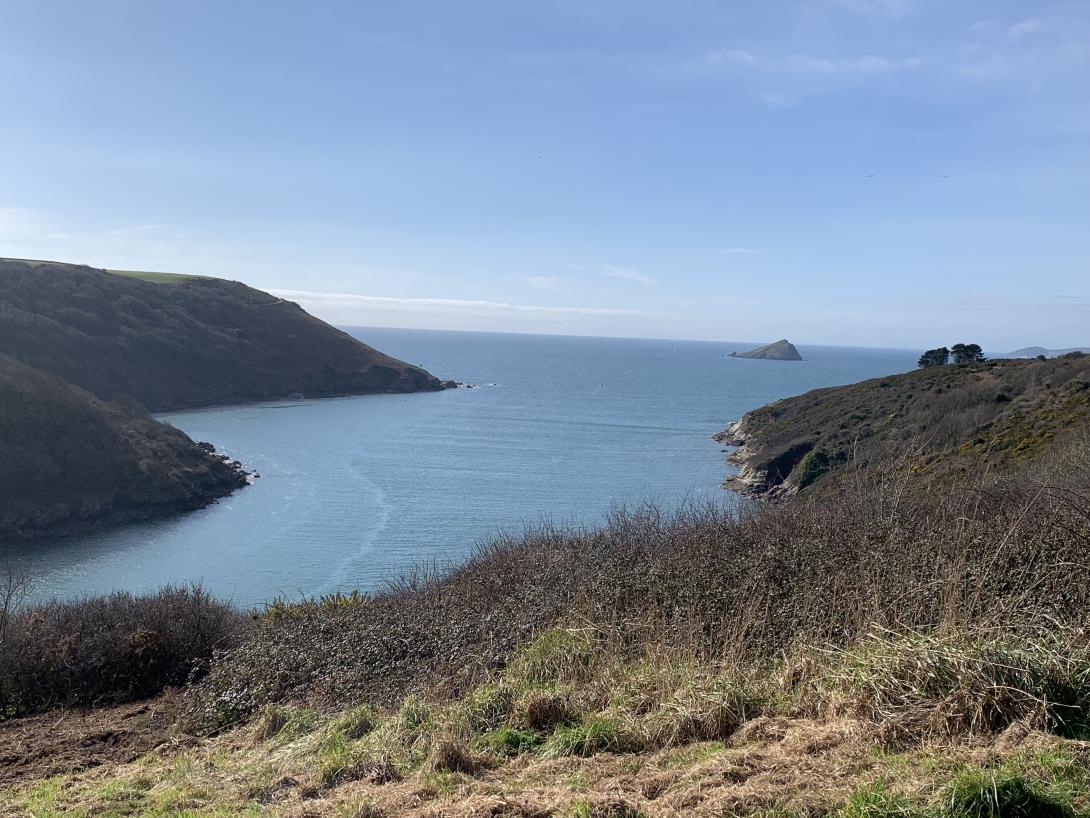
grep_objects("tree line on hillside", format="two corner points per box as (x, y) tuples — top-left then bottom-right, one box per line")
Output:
(918, 343), (985, 368)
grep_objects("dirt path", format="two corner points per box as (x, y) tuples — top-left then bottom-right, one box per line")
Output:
(0, 693), (181, 787)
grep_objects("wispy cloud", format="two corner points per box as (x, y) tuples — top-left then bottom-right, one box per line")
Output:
(525, 275), (562, 290)
(714, 49), (756, 66)
(602, 265), (655, 285)
(831, 0), (912, 17)
(758, 92), (793, 110)
(701, 50), (922, 75)
(0, 206), (239, 270)
(0, 207), (45, 241)
(1008, 18), (1043, 40)
(786, 54), (922, 73)
(269, 289), (640, 318)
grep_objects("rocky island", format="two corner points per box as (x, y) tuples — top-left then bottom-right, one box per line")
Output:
(728, 339), (802, 361)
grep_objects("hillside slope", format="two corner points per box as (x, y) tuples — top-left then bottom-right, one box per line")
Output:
(0, 258), (448, 410)
(0, 354), (247, 542)
(718, 353), (1090, 497)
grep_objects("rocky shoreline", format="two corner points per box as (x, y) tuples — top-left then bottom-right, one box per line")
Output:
(713, 419), (797, 501)
(0, 443), (250, 544)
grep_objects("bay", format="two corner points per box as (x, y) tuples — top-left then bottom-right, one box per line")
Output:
(3, 329), (918, 607)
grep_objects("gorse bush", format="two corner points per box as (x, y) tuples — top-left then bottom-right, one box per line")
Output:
(0, 584), (247, 717)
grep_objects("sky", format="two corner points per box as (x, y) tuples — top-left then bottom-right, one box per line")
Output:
(1, 1), (1088, 350)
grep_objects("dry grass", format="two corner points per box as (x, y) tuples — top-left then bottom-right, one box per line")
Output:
(5, 621), (1090, 816)
(5, 416), (1090, 815)
(181, 433), (1090, 735)
(4, 701), (1087, 817)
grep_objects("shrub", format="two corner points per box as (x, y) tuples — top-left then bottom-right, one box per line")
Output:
(793, 448), (835, 489)
(0, 584), (247, 718)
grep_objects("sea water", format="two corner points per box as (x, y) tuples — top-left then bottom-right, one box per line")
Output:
(3, 329), (918, 607)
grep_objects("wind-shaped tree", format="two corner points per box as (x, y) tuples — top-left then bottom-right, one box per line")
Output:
(951, 343), (985, 364)
(918, 347), (950, 368)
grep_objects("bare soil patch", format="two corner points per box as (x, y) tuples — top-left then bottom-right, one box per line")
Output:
(0, 693), (181, 787)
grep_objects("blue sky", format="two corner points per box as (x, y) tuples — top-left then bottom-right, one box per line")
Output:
(1, 0), (1087, 349)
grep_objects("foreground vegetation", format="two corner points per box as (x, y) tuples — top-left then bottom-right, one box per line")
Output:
(3, 624), (1089, 816)
(3, 428), (1089, 815)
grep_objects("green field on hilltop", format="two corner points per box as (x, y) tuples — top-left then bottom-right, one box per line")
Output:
(106, 267), (207, 284)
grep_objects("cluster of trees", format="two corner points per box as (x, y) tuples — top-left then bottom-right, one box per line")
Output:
(918, 343), (985, 369)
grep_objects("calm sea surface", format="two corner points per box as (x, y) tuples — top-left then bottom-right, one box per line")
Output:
(5, 329), (918, 607)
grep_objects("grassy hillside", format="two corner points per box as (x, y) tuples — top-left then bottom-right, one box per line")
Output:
(0, 354), (247, 542)
(105, 267), (207, 284)
(3, 353), (1089, 815)
(718, 353), (1090, 497)
(0, 257), (448, 410)
(3, 441), (1089, 814)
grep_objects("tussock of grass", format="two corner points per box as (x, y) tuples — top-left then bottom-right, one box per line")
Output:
(836, 782), (923, 818)
(252, 703), (320, 742)
(427, 739), (482, 774)
(513, 688), (579, 731)
(541, 716), (642, 758)
(942, 766), (1075, 818)
(812, 630), (1090, 741)
(567, 796), (647, 818)
(601, 658), (767, 746)
(460, 683), (515, 733)
(332, 704), (379, 740)
(472, 725), (544, 756)
(507, 627), (600, 687)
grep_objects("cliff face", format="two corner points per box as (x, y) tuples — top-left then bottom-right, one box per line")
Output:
(728, 339), (803, 361)
(0, 354), (248, 543)
(717, 353), (1090, 498)
(0, 258), (448, 410)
